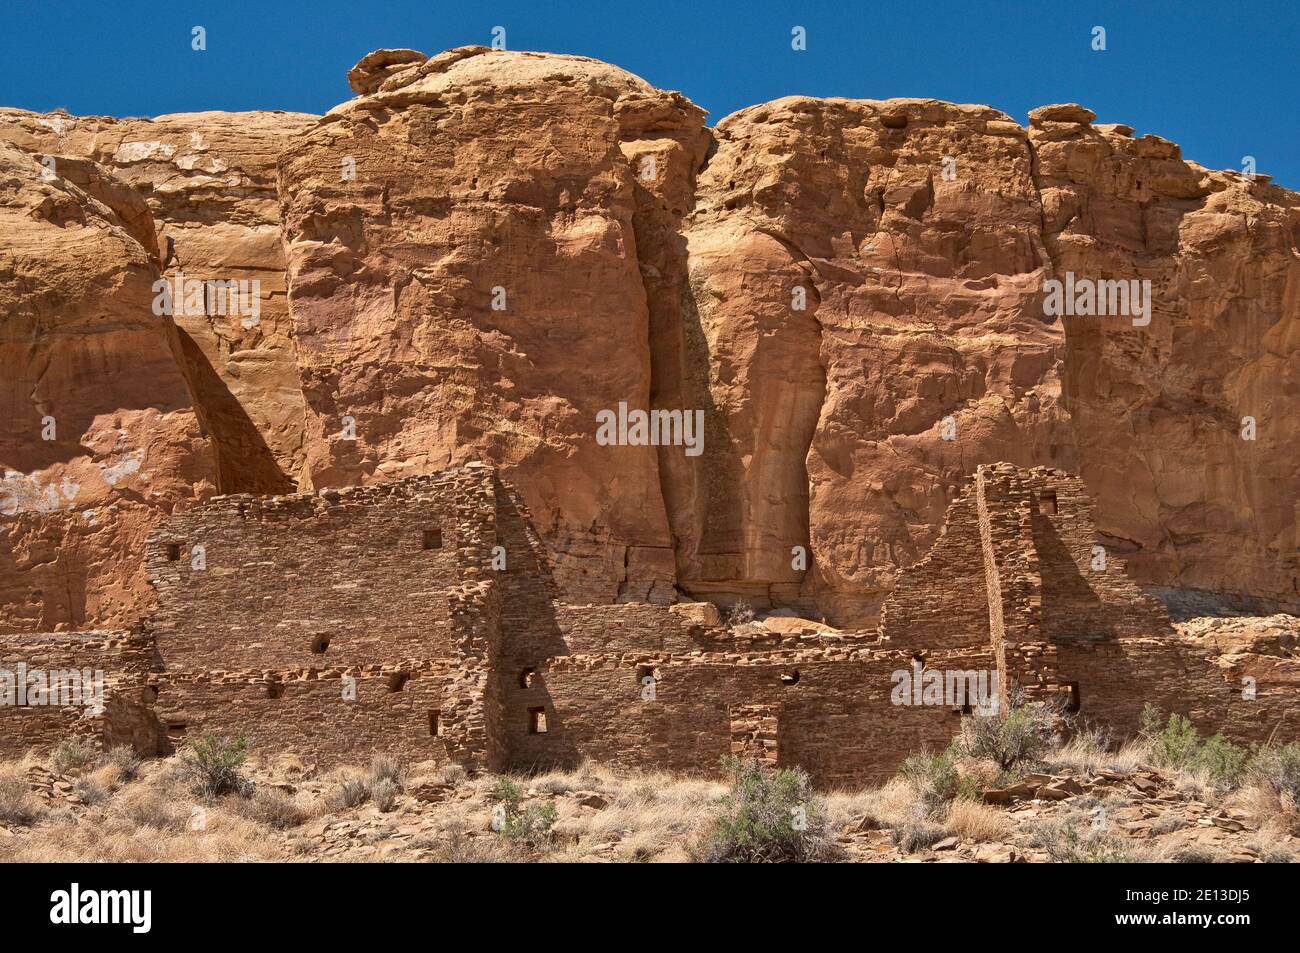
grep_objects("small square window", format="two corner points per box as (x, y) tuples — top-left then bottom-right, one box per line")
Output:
(528, 706), (548, 734)
(166, 543), (181, 561)
(423, 529), (442, 550)
(1039, 491), (1058, 516)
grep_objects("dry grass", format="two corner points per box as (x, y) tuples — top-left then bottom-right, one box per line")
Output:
(827, 777), (915, 831)
(537, 765), (726, 863)
(1234, 781), (1300, 835)
(945, 799), (1011, 842)
(1, 728), (1292, 863)
(0, 765), (46, 827)
(1047, 734), (1151, 775)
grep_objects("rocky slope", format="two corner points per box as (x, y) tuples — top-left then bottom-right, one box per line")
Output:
(2, 742), (1293, 863)
(0, 46), (1296, 629)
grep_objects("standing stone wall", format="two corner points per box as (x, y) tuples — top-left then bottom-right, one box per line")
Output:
(2, 461), (1295, 781)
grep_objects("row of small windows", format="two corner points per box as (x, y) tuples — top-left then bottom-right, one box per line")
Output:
(164, 528), (449, 562)
(516, 667), (801, 689)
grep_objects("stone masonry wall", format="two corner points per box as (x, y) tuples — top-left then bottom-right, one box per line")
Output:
(135, 463), (509, 771)
(877, 489), (992, 651)
(3, 461), (1294, 782)
(149, 667), (452, 763)
(0, 630), (154, 757)
(507, 646), (995, 785)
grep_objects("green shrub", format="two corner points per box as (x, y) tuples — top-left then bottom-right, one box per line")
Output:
(694, 758), (835, 863)
(1140, 706), (1250, 788)
(180, 733), (252, 798)
(51, 737), (98, 775)
(489, 777), (557, 851)
(898, 747), (979, 818)
(956, 697), (1060, 772)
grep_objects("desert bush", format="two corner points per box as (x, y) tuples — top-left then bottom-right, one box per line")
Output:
(421, 818), (518, 863)
(1248, 839), (1296, 864)
(1139, 706), (1250, 788)
(1025, 808), (1141, 863)
(368, 754), (403, 789)
(103, 746), (141, 782)
(694, 758), (835, 863)
(0, 773), (45, 826)
(327, 776), (370, 812)
(1166, 843), (1226, 864)
(1248, 742), (1300, 804)
(956, 696), (1061, 772)
(891, 819), (949, 853)
(73, 765), (119, 806)
(236, 787), (306, 830)
(434, 763), (468, 787)
(897, 747), (979, 818)
(489, 776), (557, 851)
(180, 733), (252, 798)
(371, 777), (400, 812)
(51, 737), (98, 775)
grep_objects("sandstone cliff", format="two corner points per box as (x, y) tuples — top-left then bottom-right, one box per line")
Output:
(0, 107), (317, 494)
(1, 47), (1296, 630)
(0, 140), (217, 631)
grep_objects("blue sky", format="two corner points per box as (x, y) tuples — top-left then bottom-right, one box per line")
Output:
(4, 0), (1298, 187)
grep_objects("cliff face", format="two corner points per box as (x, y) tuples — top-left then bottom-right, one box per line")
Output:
(0, 140), (217, 631)
(1, 47), (1296, 630)
(0, 107), (317, 495)
(277, 49), (708, 602)
(1029, 107), (1300, 608)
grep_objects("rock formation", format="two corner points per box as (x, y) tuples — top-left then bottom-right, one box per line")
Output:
(0, 107), (317, 494)
(277, 48), (708, 602)
(0, 140), (216, 631)
(0, 47), (1296, 630)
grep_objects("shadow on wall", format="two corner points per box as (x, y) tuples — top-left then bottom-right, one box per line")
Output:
(173, 327), (295, 495)
(1030, 508), (1111, 642)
